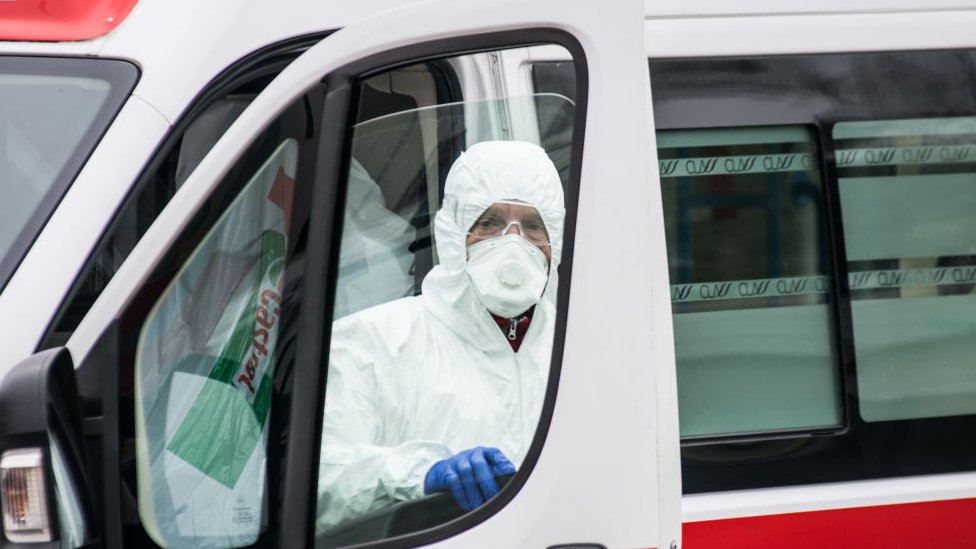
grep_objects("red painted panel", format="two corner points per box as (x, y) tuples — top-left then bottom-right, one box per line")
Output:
(0, 0), (139, 41)
(684, 498), (976, 548)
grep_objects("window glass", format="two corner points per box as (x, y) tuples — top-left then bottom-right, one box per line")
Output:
(835, 117), (976, 422)
(48, 432), (87, 549)
(133, 139), (297, 548)
(0, 57), (136, 291)
(2, 73), (108, 243)
(316, 46), (577, 547)
(650, 49), (976, 494)
(658, 126), (842, 438)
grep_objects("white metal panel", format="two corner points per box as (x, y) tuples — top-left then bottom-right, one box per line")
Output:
(683, 471), (976, 522)
(646, 8), (976, 58)
(97, 0), (414, 123)
(68, 0), (678, 547)
(0, 0), (405, 125)
(0, 96), (169, 367)
(645, 0), (976, 18)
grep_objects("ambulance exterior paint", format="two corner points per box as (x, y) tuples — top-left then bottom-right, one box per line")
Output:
(644, 3), (976, 544)
(0, 0), (975, 547)
(4, 0), (674, 547)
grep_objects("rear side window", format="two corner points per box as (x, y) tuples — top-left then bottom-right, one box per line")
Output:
(834, 117), (976, 423)
(658, 126), (841, 439)
(647, 50), (976, 493)
(316, 45), (581, 547)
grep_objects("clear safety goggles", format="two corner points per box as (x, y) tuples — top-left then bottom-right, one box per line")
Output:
(466, 200), (550, 246)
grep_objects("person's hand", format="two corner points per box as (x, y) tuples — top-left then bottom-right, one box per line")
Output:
(423, 447), (516, 511)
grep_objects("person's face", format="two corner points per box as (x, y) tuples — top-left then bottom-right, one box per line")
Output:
(466, 201), (551, 261)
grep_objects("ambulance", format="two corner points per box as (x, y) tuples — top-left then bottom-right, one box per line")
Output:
(0, 0), (974, 547)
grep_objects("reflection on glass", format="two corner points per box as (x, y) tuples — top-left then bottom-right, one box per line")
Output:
(334, 94), (574, 319)
(0, 64), (127, 278)
(316, 48), (575, 547)
(835, 117), (976, 422)
(134, 140), (297, 548)
(658, 126), (842, 438)
(48, 433), (87, 549)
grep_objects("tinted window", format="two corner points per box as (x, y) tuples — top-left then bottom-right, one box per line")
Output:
(649, 51), (976, 493)
(658, 126), (841, 439)
(835, 117), (976, 422)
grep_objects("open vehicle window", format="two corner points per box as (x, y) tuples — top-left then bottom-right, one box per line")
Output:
(119, 44), (583, 548)
(0, 57), (136, 292)
(316, 46), (579, 547)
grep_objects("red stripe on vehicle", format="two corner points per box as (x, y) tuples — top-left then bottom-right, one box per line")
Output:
(684, 498), (976, 548)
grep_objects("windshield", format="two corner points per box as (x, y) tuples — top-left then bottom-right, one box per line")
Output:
(0, 56), (138, 290)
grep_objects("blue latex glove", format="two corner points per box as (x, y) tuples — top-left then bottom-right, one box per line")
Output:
(423, 447), (516, 511)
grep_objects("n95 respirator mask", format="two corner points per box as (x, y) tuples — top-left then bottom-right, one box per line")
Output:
(466, 234), (549, 318)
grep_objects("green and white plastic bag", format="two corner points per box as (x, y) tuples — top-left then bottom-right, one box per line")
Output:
(135, 140), (296, 548)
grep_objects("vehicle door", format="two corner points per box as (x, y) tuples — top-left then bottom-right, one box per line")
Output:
(0, 0), (681, 548)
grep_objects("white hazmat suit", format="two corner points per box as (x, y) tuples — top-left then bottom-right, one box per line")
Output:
(316, 141), (566, 533)
(334, 158), (415, 319)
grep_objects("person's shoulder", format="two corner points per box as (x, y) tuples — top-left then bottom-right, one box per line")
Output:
(328, 296), (428, 369)
(332, 296), (426, 335)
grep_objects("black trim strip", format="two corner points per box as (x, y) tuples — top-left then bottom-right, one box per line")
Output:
(279, 75), (353, 549)
(818, 120), (857, 439)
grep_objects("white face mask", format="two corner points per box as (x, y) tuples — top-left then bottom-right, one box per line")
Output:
(466, 234), (549, 318)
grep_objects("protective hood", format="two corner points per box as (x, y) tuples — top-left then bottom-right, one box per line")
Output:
(421, 141), (565, 345)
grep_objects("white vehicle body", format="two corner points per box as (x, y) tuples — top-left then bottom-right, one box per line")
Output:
(0, 0), (974, 547)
